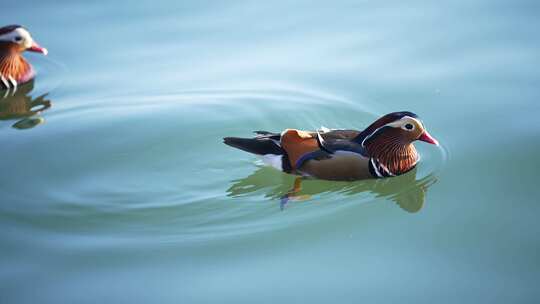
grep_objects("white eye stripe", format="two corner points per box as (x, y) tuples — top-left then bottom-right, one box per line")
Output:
(361, 115), (422, 147)
(386, 116), (422, 128)
(0, 28), (33, 47)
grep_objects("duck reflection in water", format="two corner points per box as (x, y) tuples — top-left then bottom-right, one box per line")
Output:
(0, 80), (51, 129)
(227, 166), (437, 213)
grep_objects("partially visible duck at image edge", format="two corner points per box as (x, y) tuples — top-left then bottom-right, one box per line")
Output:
(0, 25), (48, 91)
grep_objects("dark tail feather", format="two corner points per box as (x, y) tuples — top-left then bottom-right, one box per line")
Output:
(223, 136), (283, 155)
(253, 131), (281, 141)
(253, 130), (279, 136)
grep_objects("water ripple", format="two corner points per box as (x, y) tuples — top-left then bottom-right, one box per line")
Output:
(0, 88), (446, 245)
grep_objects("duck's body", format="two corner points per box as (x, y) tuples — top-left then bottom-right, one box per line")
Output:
(0, 25), (47, 91)
(224, 111), (438, 181)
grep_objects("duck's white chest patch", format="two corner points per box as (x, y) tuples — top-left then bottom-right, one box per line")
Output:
(259, 154), (283, 171)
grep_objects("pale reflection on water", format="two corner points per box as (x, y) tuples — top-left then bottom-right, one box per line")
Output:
(0, 80), (51, 129)
(228, 166), (437, 213)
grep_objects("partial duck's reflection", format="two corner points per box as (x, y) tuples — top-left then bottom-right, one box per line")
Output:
(227, 167), (437, 213)
(0, 80), (51, 130)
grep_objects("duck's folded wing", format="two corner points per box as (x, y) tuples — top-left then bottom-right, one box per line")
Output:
(304, 129), (361, 141)
(319, 129), (361, 141)
(315, 130), (367, 156)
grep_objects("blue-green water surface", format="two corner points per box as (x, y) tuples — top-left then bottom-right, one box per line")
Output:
(1, 1), (540, 303)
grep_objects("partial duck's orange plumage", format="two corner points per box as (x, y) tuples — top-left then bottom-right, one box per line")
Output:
(0, 43), (33, 83)
(280, 129), (320, 170)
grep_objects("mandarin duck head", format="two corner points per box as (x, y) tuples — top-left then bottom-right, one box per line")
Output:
(0, 25), (47, 90)
(357, 111), (438, 176)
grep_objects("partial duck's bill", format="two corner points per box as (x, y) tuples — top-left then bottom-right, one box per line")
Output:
(418, 130), (439, 146)
(28, 42), (48, 55)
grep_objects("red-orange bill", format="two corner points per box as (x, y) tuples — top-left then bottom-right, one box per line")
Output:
(28, 42), (48, 55)
(418, 130), (439, 146)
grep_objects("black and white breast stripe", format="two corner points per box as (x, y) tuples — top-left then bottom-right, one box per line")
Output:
(368, 158), (395, 178)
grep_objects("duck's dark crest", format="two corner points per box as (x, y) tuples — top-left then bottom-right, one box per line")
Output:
(0, 25), (22, 35)
(353, 111), (419, 145)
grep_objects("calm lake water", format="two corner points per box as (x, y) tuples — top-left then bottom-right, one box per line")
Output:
(1, 1), (540, 303)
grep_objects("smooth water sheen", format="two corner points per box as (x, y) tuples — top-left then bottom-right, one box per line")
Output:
(1, 1), (540, 303)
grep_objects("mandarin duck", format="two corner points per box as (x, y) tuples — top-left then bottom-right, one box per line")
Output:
(0, 25), (47, 91)
(224, 111), (439, 181)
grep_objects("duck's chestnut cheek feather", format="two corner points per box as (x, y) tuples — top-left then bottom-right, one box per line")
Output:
(418, 130), (439, 146)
